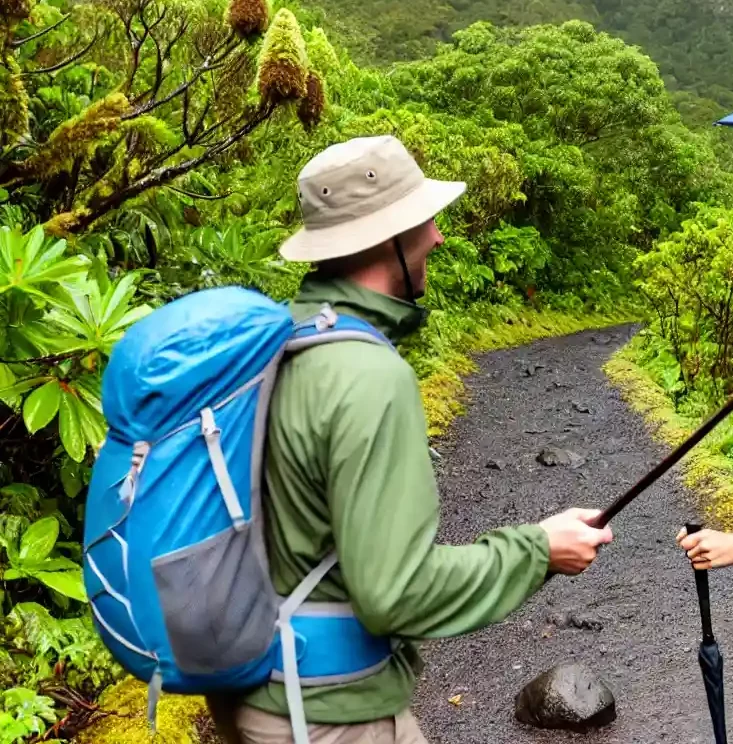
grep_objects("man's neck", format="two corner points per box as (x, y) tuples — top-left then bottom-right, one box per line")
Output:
(344, 267), (406, 302)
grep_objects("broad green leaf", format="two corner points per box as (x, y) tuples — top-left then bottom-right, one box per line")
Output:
(0, 376), (50, 410)
(0, 712), (28, 740)
(0, 188), (8, 202)
(0, 484), (41, 520)
(33, 569), (87, 602)
(72, 376), (103, 414)
(59, 392), (86, 463)
(44, 304), (90, 337)
(60, 458), (83, 498)
(22, 380), (61, 434)
(106, 304), (152, 335)
(19, 517), (59, 564)
(3, 568), (23, 580)
(101, 272), (137, 326)
(22, 556), (80, 572)
(23, 225), (46, 269)
(76, 400), (107, 449)
(0, 363), (17, 407)
(27, 256), (91, 288)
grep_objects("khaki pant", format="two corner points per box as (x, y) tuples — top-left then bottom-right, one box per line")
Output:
(206, 698), (429, 744)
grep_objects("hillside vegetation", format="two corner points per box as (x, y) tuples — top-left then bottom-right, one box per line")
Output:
(2, 0), (733, 740)
(302, 0), (733, 107)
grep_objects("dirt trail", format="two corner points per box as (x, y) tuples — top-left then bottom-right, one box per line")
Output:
(414, 326), (733, 744)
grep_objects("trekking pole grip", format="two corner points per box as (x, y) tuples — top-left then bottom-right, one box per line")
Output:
(686, 522), (715, 644)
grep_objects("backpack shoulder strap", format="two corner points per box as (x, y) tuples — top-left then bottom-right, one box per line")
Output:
(286, 304), (394, 354)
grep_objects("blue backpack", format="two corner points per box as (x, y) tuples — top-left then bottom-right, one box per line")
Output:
(83, 286), (396, 744)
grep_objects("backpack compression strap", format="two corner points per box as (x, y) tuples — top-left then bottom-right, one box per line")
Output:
(276, 306), (395, 744)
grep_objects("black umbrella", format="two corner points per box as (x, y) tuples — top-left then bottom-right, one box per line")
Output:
(686, 523), (727, 744)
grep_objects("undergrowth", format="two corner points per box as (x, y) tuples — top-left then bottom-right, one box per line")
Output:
(605, 334), (733, 530)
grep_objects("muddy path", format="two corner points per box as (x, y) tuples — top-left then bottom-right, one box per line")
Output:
(414, 327), (733, 744)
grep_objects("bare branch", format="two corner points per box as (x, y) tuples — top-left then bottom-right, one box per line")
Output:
(167, 185), (234, 201)
(123, 57), (212, 119)
(0, 349), (88, 365)
(163, 17), (189, 60)
(192, 111), (236, 146)
(181, 86), (191, 141)
(21, 33), (98, 76)
(64, 157), (83, 211)
(190, 98), (213, 142)
(71, 101), (276, 232)
(9, 13), (71, 48)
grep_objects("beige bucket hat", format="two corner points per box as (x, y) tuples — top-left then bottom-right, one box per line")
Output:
(280, 135), (466, 262)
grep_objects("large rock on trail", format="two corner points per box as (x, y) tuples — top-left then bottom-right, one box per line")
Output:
(514, 662), (616, 732)
(536, 447), (586, 468)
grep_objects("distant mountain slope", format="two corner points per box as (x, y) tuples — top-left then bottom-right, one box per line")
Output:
(301, 0), (733, 107)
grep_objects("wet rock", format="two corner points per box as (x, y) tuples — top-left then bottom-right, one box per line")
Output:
(547, 611), (604, 632)
(523, 363), (546, 377)
(486, 458), (507, 471)
(591, 334), (613, 345)
(537, 447), (586, 468)
(515, 662), (616, 732)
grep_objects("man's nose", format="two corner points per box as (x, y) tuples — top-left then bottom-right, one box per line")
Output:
(432, 220), (445, 246)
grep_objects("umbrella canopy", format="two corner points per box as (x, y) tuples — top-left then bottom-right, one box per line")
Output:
(687, 523), (728, 744)
(716, 114), (733, 127)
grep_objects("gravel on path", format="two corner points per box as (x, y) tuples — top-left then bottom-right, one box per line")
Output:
(415, 326), (732, 744)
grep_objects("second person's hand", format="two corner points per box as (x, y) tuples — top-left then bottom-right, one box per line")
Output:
(677, 527), (733, 570)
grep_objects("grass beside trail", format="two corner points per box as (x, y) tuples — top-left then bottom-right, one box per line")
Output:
(605, 337), (733, 530)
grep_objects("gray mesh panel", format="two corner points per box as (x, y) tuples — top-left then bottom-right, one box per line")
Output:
(152, 525), (277, 674)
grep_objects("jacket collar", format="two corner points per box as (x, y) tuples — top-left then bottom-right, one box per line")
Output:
(293, 276), (427, 343)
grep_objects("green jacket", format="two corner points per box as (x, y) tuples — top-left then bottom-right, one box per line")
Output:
(244, 276), (550, 723)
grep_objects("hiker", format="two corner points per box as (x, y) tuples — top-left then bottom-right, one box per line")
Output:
(205, 134), (614, 744)
(677, 526), (733, 569)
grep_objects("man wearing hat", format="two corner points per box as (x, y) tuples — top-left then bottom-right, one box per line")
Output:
(207, 135), (613, 743)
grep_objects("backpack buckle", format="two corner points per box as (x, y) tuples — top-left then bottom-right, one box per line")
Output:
(316, 304), (337, 331)
(200, 408), (220, 439)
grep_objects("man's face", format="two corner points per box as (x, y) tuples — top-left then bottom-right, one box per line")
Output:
(399, 219), (445, 298)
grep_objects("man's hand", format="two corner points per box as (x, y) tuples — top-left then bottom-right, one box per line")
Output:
(539, 508), (613, 575)
(677, 527), (733, 570)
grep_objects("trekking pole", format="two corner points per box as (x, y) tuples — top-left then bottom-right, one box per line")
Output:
(594, 395), (733, 528)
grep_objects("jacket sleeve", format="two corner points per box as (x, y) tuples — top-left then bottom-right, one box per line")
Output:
(325, 348), (550, 639)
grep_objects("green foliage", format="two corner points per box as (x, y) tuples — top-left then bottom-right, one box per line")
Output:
(301, 0), (733, 109)
(635, 205), (733, 408)
(0, 688), (56, 744)
(0, 0), (318, 236)
(3, 602), (121, 691)
(2, 1), (733, 738)
(2, 517), (87, 603)
(0, 55), (29, 150)
(0, 225), (151, 462)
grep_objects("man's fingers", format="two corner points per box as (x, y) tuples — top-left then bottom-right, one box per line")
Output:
(571, 508), (603, 525)
(593, 525), (613, 545)
(676, 527), (687, 543)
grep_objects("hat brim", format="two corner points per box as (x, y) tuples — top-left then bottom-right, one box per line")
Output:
(279, 178), (466, 263)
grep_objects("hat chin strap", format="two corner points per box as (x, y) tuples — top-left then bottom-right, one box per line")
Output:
(394, 237), (420, 304)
